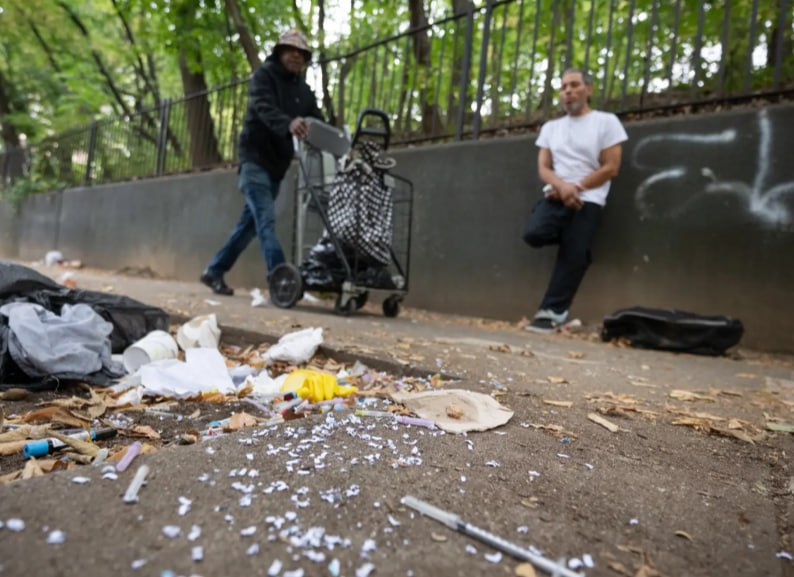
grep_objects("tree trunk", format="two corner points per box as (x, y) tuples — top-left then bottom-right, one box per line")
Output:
(179, 51), (223, 169)
(317, 0), (337, 125)
(224, 0), (261, 71)
(408, 0), (441, 135)
(0, 69), (25, 185)
(446, 0), (474, 131)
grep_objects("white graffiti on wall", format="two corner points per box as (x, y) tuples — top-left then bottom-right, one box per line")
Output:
(633, 109), (794, 226)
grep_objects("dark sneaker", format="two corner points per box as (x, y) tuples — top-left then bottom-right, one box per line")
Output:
(200, 271), (234, 296)
(525, 317), (559, 334)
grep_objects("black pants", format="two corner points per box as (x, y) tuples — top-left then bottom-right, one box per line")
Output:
(522, 199), (602, 314)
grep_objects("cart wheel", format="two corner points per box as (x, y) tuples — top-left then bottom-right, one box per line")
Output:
(353, 291), (369, 310)
(383, 296), (401, 318)
(269, 263), (303, 309)
(335, 293), (355, 316)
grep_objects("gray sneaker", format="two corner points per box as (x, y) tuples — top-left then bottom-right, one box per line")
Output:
(526, 317), (559, 334)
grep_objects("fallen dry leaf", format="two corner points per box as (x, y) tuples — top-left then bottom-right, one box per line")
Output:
(766, 422), (794, 433)
(515, 562), (538, 577)
(674, 530), (694, 541)
(488, 344), (512, 353)
(430, 532), (447, 542)
(227, 412), (258, 431)
(607, 561), (633, 576)
(547, 376), (568, 384)
(129, 425), (161, 440)
(524, 423), (577, 438)
(22, 459), (45, 479)
(0, 388), (29, 401)
(543, 400), (573, 408)
(588, 412), (620, 432)
(0, 441), (27, 456)
(669, 390), (716, 402)
(22, 407), (87, 428)
(735, 373), (758, 379)
(520, 497), (540, 508)
(0, 425), (51, 443)
(567, 351), (585, 359)
(49, 431), (100, 457)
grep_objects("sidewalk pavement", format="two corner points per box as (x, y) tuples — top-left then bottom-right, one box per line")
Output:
(0, 263), (792, 577)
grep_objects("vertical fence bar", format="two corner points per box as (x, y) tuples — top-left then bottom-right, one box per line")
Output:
(83, 122), (98, 186)
(386, 46), (398, 118)
(432, 27), (447, 137)
(600, 0), (616, 108)
(619, 0), (636, 109)
(541, 1), (561, 117)
(639, 0), (659, 106)
(772, 0), (791, 89)
(716, 0), (732, 95)
(156, 99), (171, 176)
(455, 4), (475, 140)
(370, 44), (379, 108)
(508, 0), (526, 112)
(666, 0), (683, 104)
(524, 0), (542, 118)
(396, 37), (411, 135)
(743, 0), (759, 93)
(472, 0), (494, 139)
(584, 0), (596, 72)
(690, 0), (706, 98)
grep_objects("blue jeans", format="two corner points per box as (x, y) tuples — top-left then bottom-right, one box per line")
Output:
(206, 162), (286, 277)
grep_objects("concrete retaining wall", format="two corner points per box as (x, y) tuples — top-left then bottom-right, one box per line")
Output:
(2, 104), (793, 352)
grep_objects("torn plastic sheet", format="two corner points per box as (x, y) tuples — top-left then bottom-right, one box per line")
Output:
(139, 348), (235, 398)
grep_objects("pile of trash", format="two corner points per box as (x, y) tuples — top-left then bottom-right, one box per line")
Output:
(0, 263), (514, 482)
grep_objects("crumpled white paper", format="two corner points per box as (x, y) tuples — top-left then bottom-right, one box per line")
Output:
(264, 327), (323, 364)
(176, 314), (221, 351)
(139, 348), (235, 398)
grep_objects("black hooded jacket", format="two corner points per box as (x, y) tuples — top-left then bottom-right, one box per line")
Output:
(238, 54), (323, 181)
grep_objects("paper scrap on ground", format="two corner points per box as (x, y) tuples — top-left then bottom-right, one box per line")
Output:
(390, 389), (513, 433)
(264, 328), (323, 364)
(140, 348), (235, 398)
(176, 314), (220, 350)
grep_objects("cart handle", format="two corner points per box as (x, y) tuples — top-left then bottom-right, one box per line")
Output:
(351, 108), (391, 150)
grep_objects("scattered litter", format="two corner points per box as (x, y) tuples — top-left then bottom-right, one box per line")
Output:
(162, 525), (181, 539)
(669, 389), (716, 402)
(587, 412), (620, 433)
(176, 314), (221, 350)
(267, 560), (283, 576)
(777, 551), (793, 561)
(515, 563), (538, 577)
(45, 251), (64, 267)
(264, 327), (324, 364)
(204, 299), (221, 306)
(6, 518), (25, 532)
(356, 563), (375, 577)
(250, 288), (268, 307)
(177, 496), (192, 515)
(116, 442), (142, 472)
(431, 533), (447, 542)
(485, 460), (501, 467)
(123, 330), (179, 373)
(543, 400), (573, 408)
(568, 558), (583, 569)
(390, 389), (513, 433)
(402, 496), (581, 577)
(556, 453), (570, 459)
(122, 464), (150, 504)
(465, 545), (477, 555)
(191, 546), (203, 562)
(328, 558), (341, 576)
(71, 476), (91, 484)
(46, 530), (65, 544)
(240, 526), (257, 536)
(675, 530), (694, 541)
(188, 525), (201, 541)
(138, 348), (236, 398)
(246, 543), (260, 556)
(629, 518), (639, 525)
(131, 559), (147, 570)
(583, 554), (595, 568)
(485, 552), (503, 563)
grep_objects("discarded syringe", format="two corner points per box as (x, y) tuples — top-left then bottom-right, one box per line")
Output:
(401, 495), (584, 577)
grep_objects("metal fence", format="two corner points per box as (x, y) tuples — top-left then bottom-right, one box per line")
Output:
(1, 0), (792, 190)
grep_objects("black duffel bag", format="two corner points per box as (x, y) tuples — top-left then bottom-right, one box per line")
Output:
(601, 307), (743, 356)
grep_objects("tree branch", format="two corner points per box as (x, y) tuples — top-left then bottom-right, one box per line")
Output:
(224, 0), (261, 71)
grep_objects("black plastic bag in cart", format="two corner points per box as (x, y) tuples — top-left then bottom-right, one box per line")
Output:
(327, 141), (393, 265)
(601, 307), (743, 356)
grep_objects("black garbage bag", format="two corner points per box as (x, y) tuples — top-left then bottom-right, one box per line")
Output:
(601, 307), (743, 356)
(0, 262), (169, 386)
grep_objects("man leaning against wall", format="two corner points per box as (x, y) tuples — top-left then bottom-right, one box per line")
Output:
(523, 68), (628, 333)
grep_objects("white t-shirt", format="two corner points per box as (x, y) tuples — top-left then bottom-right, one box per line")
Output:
(535, 110), (628, 206)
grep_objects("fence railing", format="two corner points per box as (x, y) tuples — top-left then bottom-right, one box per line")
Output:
(1, 0), (792, 191)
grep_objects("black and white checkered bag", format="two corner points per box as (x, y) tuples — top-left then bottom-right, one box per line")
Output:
(327, 142), (394, 265)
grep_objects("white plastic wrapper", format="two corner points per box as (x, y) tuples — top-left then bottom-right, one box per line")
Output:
(263, 327), (323, 364)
